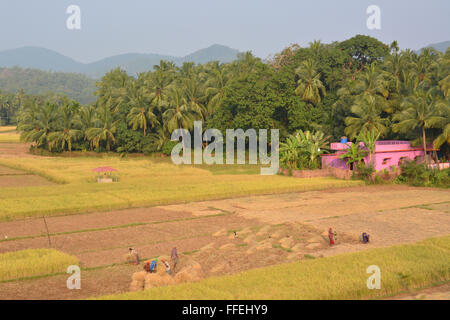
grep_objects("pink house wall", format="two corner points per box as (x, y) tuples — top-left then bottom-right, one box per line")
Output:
(322, 141), (429, 171)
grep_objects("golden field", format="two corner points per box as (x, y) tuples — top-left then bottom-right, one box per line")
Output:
(0, 248), (79, 282)
(0, 156), (363, 221)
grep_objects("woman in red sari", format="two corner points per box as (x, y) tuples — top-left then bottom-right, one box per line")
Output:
(328, 227), (335, 245)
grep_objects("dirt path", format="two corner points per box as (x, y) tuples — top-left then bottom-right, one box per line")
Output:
(0, 185), (448, 299)
(386, 282), (450, 300)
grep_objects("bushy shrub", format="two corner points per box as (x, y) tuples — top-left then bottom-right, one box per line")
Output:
(353, 163), (375, 182)
(395, 159), (450, 188)
(161, 140), (179, 156)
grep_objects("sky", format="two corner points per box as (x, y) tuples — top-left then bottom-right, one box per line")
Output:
(0, 0), (448, 63)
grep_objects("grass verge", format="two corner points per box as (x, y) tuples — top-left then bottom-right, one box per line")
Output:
(0, 248), (79, 282)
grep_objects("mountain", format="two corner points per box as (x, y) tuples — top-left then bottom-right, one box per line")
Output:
(417, 41), (450, 53)
(0, 45), (241, 78)
(181, 44), (240, 65)
(0, 47), (82, 73)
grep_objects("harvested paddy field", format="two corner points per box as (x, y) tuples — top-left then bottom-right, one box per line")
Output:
(0, 184), (448, 299)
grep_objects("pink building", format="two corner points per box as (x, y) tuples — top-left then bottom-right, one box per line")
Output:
(321, 140), (436, 171)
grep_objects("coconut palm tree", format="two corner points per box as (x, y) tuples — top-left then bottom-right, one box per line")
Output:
(125, 84), (159, 136)
(393, 90), (447, 164)
(294, 59), (326, 105)
(86, 105), (118, 151)
(48, 101), (81, 151)
(345, 95), (390, 139)
(74, 105), (97, 146)
(163, 87), (197, 134)
(19, 101), (59, 149)
(204, 62), (229, 117)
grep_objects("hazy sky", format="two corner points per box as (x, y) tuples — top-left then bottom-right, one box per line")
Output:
(0, 0), (448, 63)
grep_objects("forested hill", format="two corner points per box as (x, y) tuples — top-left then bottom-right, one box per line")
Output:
(0, 67), (96, 104)
(0, 44), (240, 79)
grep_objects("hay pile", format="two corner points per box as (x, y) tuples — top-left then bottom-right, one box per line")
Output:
(213, 228), (227, 237)
(279, 237), (295, 249)
(130, 255), (204, 291)
(129, 271), (146, 291)
(124, 253), (138, 264)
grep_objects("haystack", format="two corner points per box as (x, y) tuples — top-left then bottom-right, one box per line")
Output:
(219, 243), (235, 250)
(256, 239), (273, 250)
(200, 243), (215, 251)
(144, 273), (175, 289)
(239, 227), (253, 235)
(305, 242), (322, 249)
(124, 253), (138, 264)
(270, 230), (284, 239)
(130, 254), (204, 289)
(291, 243), (304, 252)
(213, 228), (227, 237)
(279, 237), (295, 249)
(243, 234), (256, 244)
(256, 225), (271, 236)
(129, 271), (147, 291)
(174, 261), (203, 284)
(130, 280), (145, 292)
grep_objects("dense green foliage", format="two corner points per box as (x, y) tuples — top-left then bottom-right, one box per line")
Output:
(15, 35), (450, 158)
(0, 67), (96, 104)
(395, 160), (450, 187)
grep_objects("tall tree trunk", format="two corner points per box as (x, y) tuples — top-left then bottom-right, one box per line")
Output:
(422, 126), (428, 164)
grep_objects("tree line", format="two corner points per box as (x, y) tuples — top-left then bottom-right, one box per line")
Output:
(15, 35), (449, 160)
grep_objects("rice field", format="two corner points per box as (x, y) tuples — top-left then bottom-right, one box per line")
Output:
(0, 132), (20, 143)
(0, 156), (362, 221)
(0, 248), (79, 282)
(98, 236), (450, 300)
(0, 126), (16, 133)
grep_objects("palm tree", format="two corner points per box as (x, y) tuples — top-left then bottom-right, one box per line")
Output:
(393, 90), (447, 164)
(86, 105), (118, 151)
(125, 84), (159, 136)
(294, 59), (326, 105)
(74, 105), (97, 147)
(204, 62), (229, 117)
(163, 87), (197, 134)
(48, 101), (81, 152)
(19, 101), (59, 149)
(345, 95), (390, 139)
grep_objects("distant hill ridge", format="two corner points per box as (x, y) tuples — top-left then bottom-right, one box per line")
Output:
(416, 40), (450, 54)
(0, 44), (241, 79)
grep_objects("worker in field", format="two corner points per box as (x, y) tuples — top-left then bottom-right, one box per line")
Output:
(360, 232), (370, 244)
(171, 247), (178, 272)
(128, 247), (140, 265)
(161, 258), (172, 275)
(149, 258), (158, 273)
(328, 227), (335, 246)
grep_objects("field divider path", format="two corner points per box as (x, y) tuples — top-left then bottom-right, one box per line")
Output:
(0, 211), (232, 244)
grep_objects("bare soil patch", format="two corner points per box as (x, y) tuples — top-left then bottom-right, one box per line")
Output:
(386, 282), (450, 300)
